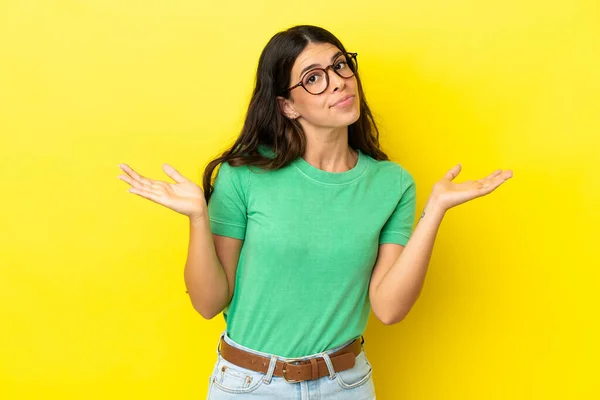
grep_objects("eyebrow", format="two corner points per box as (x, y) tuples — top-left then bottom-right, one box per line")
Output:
(298, 51), (344, 78)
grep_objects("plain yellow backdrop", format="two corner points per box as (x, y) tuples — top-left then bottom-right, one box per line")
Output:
(1, 1), (598, 399)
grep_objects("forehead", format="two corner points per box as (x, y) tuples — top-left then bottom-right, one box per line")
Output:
(292, 42), (342, 77)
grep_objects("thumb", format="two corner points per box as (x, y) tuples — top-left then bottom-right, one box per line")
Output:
(443, 164), (462, 181)
(162, 163), (188, 183)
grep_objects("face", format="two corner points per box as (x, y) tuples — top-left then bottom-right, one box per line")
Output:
(278, 42), (360, 130)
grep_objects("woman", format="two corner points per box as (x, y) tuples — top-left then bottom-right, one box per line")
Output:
(117, 25), (512, 399)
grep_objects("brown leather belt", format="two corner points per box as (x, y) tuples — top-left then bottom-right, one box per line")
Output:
(219, 337), (363, 383)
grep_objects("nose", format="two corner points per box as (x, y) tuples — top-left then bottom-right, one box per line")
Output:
(326, 66), (346, 92)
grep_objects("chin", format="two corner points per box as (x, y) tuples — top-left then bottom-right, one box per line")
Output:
(316, 108), (361, 129)
(329, 112), (359, 129)
(343, 108), (361, 126)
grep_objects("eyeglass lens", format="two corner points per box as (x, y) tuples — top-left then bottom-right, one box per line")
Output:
(301, 54), (357, 95)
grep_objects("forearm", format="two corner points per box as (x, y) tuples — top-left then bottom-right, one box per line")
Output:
(183, 216), (229, 319)
(375, 199), (446, 324)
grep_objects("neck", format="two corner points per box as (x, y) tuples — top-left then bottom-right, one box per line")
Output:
(300, 125), (358, 173)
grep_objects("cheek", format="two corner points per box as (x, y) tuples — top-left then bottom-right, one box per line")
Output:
(349, 78), (359, 95)
(296, 93), (328, 115)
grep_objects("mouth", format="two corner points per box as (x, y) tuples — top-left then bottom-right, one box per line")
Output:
(330, 95), (355, 108)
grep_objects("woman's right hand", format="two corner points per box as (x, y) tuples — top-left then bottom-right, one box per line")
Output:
(118, 163), (207, 219)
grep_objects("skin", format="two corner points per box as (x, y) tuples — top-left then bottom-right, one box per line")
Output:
(277, 42), (360, 173)
(117, 42), (514, 324)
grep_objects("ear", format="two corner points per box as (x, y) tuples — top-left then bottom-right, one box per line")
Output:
(276, 96), (299, 120)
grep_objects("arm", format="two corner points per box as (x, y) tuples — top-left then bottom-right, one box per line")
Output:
(185, 161), (248, 320)
(369, 199), (444, 325)
(369, 164), (513, 325)
(116, 162), (245, 320)
(184, 216), (242, 320)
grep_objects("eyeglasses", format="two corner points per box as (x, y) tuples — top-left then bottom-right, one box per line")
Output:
(287, 52), (358, 95)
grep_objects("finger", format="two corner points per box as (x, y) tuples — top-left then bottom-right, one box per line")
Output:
(119, 163), (153, 186)
(443, 164), (462, 181)
(151, 181), (171, 192)
(477, 169), (503, 183)
(486, 170), (513, 186)
(128, 186), (164, 204)
(117, 173), (145, 190)
(477, 174), (510, 194)
(163, 163), (188, 184)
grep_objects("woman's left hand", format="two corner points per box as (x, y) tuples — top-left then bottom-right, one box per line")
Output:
(429, 164), (513, 212)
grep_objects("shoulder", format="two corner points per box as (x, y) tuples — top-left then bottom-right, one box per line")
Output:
(215, 145), (277, 189)
(257, 144), (276, 159)
(215, 161), (253, 193)
(217, 160), (251, 176)
(364, 154), (415, 189)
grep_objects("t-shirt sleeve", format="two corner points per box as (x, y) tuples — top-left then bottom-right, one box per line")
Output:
(207, 162), (249, 240)
(379, 169), (417, 246)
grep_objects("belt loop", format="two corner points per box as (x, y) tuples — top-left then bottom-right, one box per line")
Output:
(216, 330), (226, 356)
(263, 355), (278, 384)
(320, 352), (336, 380)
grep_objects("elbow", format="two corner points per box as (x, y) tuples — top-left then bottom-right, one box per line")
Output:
(374, 308), (409, 326)
(198, 308), (219, 320)
(185, 285), (230, 320)
(374, 294), (421, 325)
(188, 295), (224, 320)
(193, 303), (221, 320)
(380, 314), (405, 326)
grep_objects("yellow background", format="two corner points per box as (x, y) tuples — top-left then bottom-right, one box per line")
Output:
(1, 0), (598, 399)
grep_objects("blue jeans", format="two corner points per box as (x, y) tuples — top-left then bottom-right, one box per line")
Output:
(206, 330), (376, 399)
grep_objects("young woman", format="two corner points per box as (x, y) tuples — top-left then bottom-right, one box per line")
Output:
(117, 25), (512, 399)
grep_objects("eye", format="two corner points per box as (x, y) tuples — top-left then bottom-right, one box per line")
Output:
(335, 60), (347, 70)
(304, 72), (322, 85)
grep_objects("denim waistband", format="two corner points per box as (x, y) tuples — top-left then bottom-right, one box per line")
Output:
(216, 330), (364, 362)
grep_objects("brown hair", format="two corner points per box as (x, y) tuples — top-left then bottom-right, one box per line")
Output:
(202, 25), (389, 203)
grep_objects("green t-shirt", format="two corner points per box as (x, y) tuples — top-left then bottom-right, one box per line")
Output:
(208, 148), (416, 358)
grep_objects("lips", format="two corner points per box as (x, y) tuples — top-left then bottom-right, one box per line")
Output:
(330, 95), (355, 107)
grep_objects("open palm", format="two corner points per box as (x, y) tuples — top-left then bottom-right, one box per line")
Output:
(431, 164), (513, 211)
(118, 163), (206, 218)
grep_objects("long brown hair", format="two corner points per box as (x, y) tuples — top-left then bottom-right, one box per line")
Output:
(202, 25), (389, 203)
